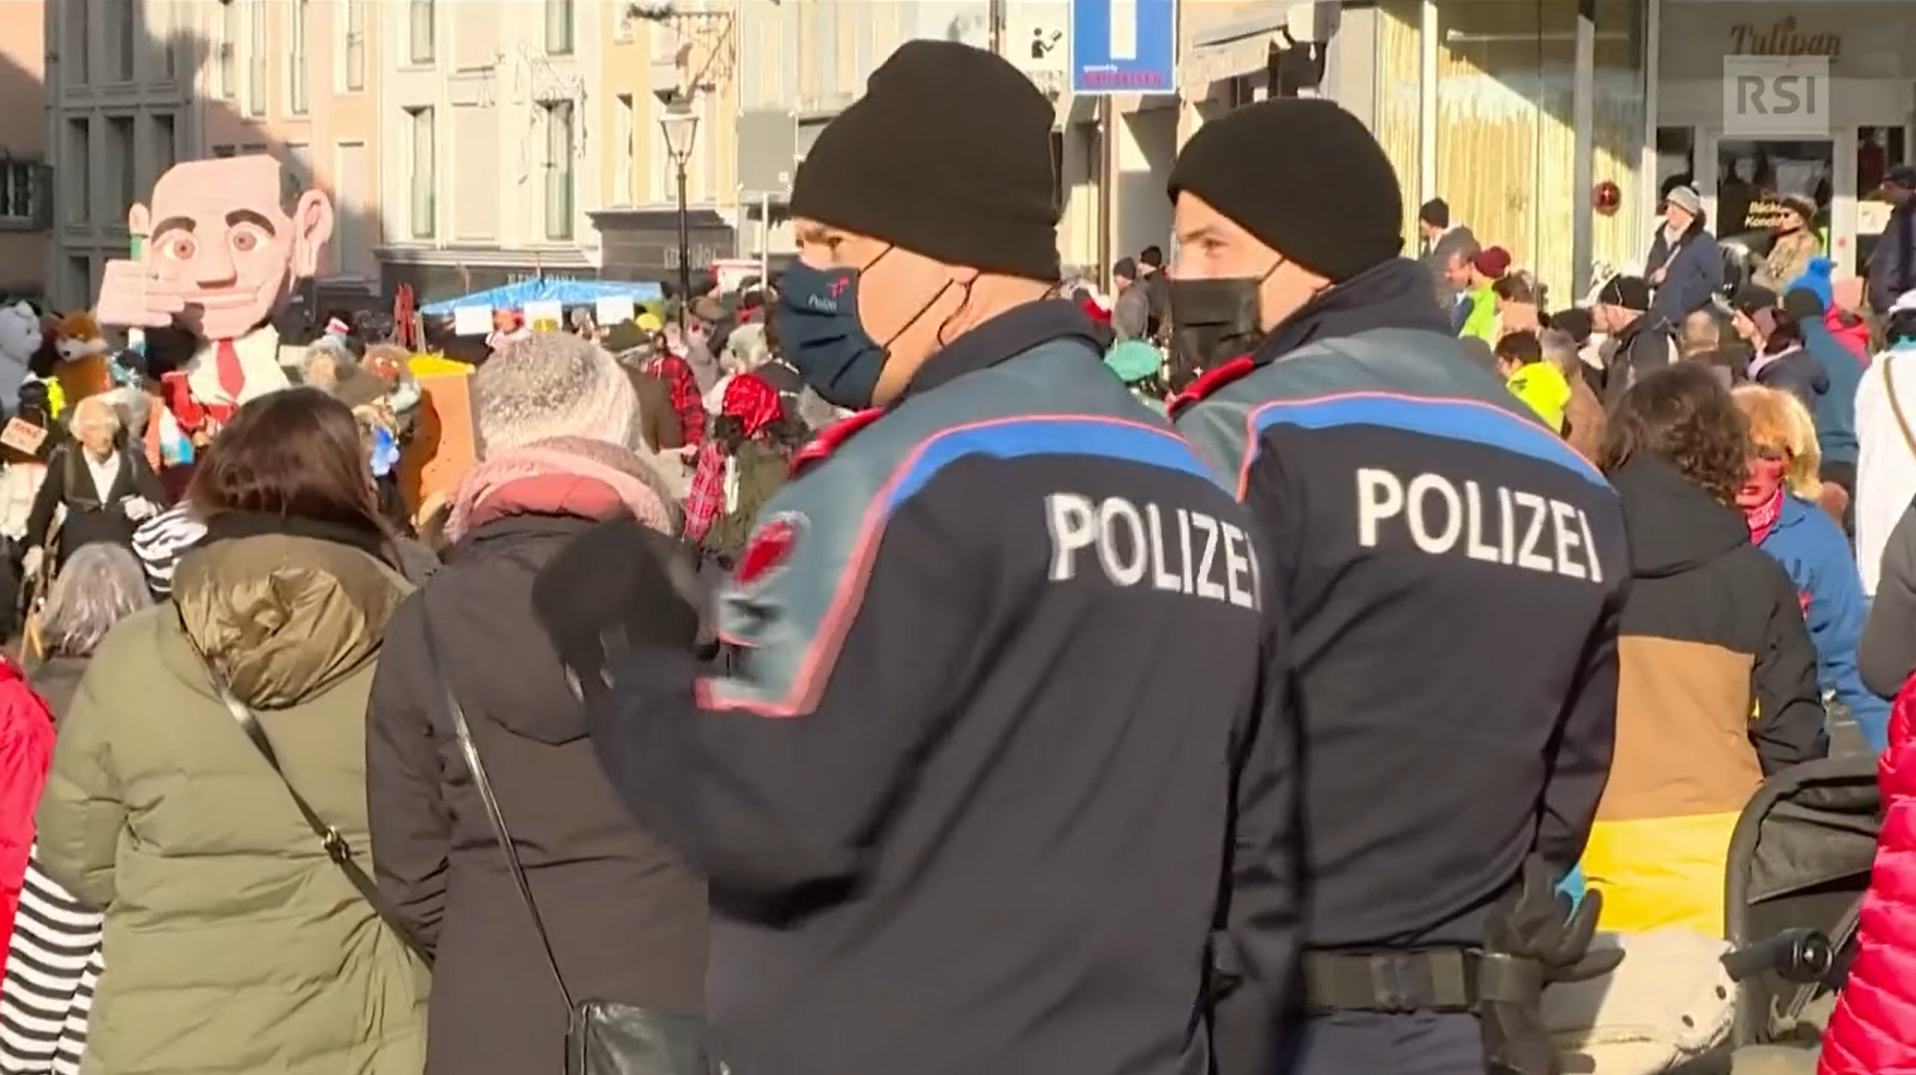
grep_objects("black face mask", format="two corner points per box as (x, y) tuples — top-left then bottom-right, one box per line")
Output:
(1168, 275), (1267, 375)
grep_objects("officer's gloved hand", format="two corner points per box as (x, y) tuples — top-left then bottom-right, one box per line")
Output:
(530, 518), (703, 704)
(1480, 855), (1623, 1075)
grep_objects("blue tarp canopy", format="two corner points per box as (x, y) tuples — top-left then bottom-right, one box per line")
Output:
(419, 278), (665, 315)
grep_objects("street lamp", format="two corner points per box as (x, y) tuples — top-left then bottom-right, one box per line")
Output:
(660, 102), (700, 333)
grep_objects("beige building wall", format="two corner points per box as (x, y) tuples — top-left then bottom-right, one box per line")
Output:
(197, 0), (383, 288)
(377, 0), (603, 277)
(0, 0), (48, 300)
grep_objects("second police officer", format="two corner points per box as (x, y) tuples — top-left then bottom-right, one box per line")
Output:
(1167, 99), (1629, 1074)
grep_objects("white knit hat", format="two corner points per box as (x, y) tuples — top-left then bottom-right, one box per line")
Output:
(474, 332), (640, 454)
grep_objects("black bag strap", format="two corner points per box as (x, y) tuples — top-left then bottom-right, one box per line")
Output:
(204, 654), (433, 964)
(419, 613), (575, 1011)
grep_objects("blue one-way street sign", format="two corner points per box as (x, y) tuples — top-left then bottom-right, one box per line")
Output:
(1069, 0), (1177, 96)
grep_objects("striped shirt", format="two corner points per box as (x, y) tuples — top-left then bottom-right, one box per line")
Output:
(0, 855), (100, 1075)
(129, 503), (206, 598)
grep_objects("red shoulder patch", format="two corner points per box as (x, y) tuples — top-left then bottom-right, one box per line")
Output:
(736, 512), (806, 588)
(1167, 356), (1257, 418)
(791, 407), (885, 476)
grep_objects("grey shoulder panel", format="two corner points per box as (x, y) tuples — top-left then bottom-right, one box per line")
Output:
(1175, 329), (1601, 497)
(705, 337), (1214, 714)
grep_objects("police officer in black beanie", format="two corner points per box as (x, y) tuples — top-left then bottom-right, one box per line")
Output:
(1166, 99), (1630, 1075)
(527, 39), (1298, 1075)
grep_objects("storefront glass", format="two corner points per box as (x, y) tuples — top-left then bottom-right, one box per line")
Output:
(1591, 0), (1650, 281)
(1374, 0), (1423, 246)
(1434, 0), (1579, 299)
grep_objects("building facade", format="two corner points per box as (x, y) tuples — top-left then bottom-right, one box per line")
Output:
(45, 0), (199, 310)
(375, 0), (604, 300)
(0, 1), (50, 302)
(1332, 0), (1913, 304)
(45, 0), (382, 311)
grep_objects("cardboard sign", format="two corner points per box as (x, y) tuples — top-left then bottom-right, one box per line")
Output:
(2, 418), (48, 456)
(595, 295), (636, 326)
(451, 305), (494, 337)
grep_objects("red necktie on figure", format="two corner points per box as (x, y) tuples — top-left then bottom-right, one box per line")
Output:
(215, 339), (245, 401)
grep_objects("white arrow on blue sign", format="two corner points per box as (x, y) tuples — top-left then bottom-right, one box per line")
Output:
(1068, 0), (1177, 96)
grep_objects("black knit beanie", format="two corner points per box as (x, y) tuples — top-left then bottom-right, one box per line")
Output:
(1168, 99), (1404, 283)
(789, 40), (1060, 282)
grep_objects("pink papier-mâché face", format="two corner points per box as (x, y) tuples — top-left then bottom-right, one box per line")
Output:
(125, 156), (335, 340)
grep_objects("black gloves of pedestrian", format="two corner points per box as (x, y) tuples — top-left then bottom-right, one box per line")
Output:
(1480, 855), (1622, 1075)
(530, 518), (704, 703)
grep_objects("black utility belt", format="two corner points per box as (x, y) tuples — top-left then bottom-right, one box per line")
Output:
(1303, 948), (1544, 1014)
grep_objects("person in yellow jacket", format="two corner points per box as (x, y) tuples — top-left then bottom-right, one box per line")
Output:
(1457, 245), (1511, 342)
(1496, 330), (1571, 433)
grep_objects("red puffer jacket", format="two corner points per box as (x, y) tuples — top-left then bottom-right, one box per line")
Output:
(1820, 676), (1916, 1075)
(0, 656), (53, 979)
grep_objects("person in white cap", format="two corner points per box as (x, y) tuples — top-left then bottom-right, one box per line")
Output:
(1853, 288), (1916, 597)
(1645, 184), (1724, 322)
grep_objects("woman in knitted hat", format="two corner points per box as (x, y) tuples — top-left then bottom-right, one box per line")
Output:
(363, 329), (703, 1075)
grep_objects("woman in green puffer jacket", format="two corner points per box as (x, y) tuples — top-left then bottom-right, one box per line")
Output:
(35, 389), (428, 1075)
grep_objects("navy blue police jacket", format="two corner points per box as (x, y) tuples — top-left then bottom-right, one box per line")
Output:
(1171, 260), (1629, 954)
(588, 301), (1299, 1075)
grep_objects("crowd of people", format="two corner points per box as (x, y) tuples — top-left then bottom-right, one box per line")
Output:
(0, 35), (1915, 1075)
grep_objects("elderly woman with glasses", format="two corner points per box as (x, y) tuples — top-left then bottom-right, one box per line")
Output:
(20, 395), (166, 579)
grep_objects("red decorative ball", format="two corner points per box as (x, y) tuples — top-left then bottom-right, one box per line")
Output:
(1593, 181), (1623, 217)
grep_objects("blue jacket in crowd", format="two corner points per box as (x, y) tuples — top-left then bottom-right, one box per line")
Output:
(1787, 260), (1861, 466)
(1756, 494), (1890, 751)
(1646, 221), (1724, 321)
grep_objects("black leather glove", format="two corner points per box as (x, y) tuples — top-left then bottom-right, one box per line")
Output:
(530, 518), (703, 703)
(1480, 855), (1622, 1075)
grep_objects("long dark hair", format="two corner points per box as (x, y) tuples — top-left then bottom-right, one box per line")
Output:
(189, 387), (387, 536)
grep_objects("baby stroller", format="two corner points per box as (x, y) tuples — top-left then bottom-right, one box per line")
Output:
(1723, 754), (1880, 1051)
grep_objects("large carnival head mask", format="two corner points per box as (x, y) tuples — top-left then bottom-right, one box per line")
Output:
(126, 156), (335, 341)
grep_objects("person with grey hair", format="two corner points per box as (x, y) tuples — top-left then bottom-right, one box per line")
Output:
(21, 395), (166, 577)
(1542, 327), (1606, 462)
(0, 543), (153, 1075)
(364, 324), (704, 1075)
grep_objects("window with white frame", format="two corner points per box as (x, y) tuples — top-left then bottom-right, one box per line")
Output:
(546, 0), (575, 55)
(615, 95), (636, 205)
(218, 1), (239, 99)
(247, 1), (268, 115)
(542, 101), (575, 241)
(342, 0), (367, 91)
(409, 0), (435, 65)
(289, 0), (310, 115)
(407, 107), (436, 239)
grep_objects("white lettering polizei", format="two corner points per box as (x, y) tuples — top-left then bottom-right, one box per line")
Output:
(1043, 493), (1259, 609)
(1352, 469), (1604, 583)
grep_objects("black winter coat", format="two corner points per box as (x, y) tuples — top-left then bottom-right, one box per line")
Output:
(366, 512), (708, 1075)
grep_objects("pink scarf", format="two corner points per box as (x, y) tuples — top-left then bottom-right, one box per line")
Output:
(1744, 485), (1785, 546)
(446, 435), (676, 542)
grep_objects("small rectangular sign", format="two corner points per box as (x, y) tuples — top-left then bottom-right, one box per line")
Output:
(1722, 56), (1831, 138)
(2, 418), (48, 456)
